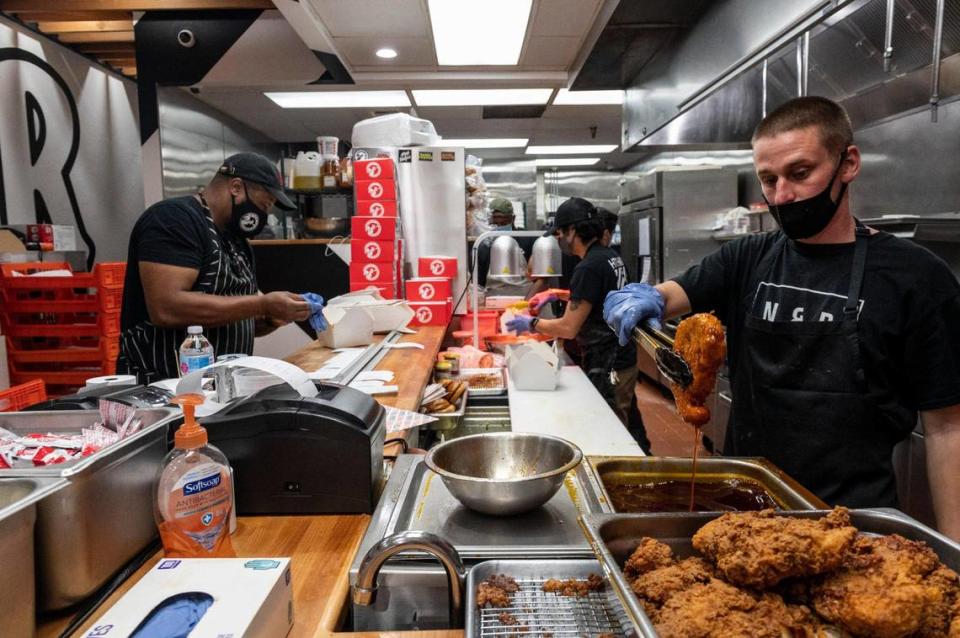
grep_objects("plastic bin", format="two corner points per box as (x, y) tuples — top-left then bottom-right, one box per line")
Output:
(0, 380), (47, 412)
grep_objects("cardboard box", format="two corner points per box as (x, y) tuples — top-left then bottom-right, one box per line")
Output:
(84, 558), (292, 638)
(355, 179), (396, 202)
(409, 301), (452, 327)
(354, 157), (395, 180)
(356, 199), (397, 218)
(418, 255), (458, 279)
(351, 216), (397, 241)
(349, 261), (394, 285)
(506, 341), (561, 391)
(349, 283), (395, 299)
(405, 277), (452, 302)
(328, 289), (413, 332)
(318, 305), (375, 348)
(351, 239), (395, 264)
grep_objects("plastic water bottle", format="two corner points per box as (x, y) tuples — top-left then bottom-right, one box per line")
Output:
(179, 325), (214, 377)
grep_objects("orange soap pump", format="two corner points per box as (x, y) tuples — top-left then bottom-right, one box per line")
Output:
(155, 394), (235, 557)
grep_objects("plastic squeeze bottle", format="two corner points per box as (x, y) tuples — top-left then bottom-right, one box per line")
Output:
(155, 394), (235, 557)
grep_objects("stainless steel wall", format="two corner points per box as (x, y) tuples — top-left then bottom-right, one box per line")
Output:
(482, 164), (537, 230)
(543, 171), (625, 218)
(158, 87), (281, 198)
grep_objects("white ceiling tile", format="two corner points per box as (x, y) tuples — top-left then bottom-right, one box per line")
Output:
(307, 0), (429, 38)
(521, 36), (580, 68)
(530, 0), (603, 37)
(333, 36), (436, 66)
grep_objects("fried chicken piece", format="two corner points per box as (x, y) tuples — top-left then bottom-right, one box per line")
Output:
(486, 573), (519, 593)
(812, 534), (960, 638)
(671, 313), (726, 426)
(692, 507), (857, 589)
(476, 582), (511, 608)
(624, 537), (676, 580)
(630, 557), (715, 611)
(542, 574), (604, 597)
(498, 612), (519, 626)
(655, 579), (829, 638)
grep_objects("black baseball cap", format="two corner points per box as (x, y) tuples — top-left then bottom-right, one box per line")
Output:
(542, 197), (598, 236)
(218, 152), (296, 211)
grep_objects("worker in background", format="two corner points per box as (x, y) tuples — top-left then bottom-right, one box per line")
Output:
(599, 207), (619, 247)
(475, 197), (537, 297)
(506, 198), (642, 434)
(118, 153), (319, 383)
(605, 97), (960, 540)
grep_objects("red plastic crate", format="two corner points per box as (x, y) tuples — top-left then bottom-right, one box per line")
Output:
(1, 312), (120, 338)
(0, 262), (124, 292)
(6, 336), (119, 365)
(0, 379), (48, 412)
(9, 360), (116, 387)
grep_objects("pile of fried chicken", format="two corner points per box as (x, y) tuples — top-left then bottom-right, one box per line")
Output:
(624, 507), (960, 638)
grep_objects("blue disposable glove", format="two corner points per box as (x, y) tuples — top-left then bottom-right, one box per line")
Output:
(603, 283), (666, 347)
(302, 292), (328, 333)
(505, 315), (535, 335)
(131, 592), (213, 638)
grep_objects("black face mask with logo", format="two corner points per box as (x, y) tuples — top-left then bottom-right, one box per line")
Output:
(229, 183), (268, 238)
(764, 153), (848, 240)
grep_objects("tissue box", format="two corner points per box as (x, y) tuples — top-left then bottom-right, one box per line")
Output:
(84, 558), (292, 638)
(506, 341), (560, 391)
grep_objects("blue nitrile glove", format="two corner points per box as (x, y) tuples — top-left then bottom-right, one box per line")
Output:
(505, 315), (535, 335)
(302, 292), (328, 333)
(603, 283), (666, 347)
(131, 592), (214, 638)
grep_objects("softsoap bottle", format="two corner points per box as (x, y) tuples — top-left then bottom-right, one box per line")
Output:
(156, 393), (235, 557)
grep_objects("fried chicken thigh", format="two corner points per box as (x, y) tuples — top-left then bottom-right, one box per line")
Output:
(811, 534), (960, 638)
(692, 507), (858, 588)
(671, 313), (726, 426)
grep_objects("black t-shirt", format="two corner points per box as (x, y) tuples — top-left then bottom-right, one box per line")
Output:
(674, 229), (960, 451)
(569, 243), (635, 370)
(118, 196), (258, 382)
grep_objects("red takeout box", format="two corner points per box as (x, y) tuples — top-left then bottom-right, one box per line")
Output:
(417, 256), (458, 279)
(405, 277), (452, 302)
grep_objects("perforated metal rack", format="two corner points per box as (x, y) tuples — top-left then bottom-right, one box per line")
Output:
(466, 560), (634, 638)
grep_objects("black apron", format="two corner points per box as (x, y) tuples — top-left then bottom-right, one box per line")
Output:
(727, 224), (899, 508)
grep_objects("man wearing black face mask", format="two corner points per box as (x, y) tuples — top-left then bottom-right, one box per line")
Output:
(118, 153), (312, 383)
(603, 97), (960, 540)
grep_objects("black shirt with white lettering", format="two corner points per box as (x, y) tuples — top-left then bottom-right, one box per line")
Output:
(570, 243), (635, 370)
(674, 229), (960, 424)
(118, 196), (258, 382)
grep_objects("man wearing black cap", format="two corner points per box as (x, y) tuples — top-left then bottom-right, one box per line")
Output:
(118, 152), (312, 383)
(506, 197), (641, 436)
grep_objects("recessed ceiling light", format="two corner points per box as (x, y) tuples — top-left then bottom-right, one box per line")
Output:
(264, 91), (410, 108)
(481, 161), (536, 173)
(428, 0), (532, 65)
(553, 89), (625, 105)
(440, 138), (529, 148)
(526, 145), (618, 155)
(533, 157), (600, 167)
(375, 48), (397, 59)
(413, 89), (552, 106)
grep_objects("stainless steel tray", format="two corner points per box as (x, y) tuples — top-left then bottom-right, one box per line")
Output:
(466, 559), (636, 638)
(459, 368), (507, 397)
(578, 509), (960, 637)
(0, 477), (67, 638)
(425, 388), (468, 431)
(585, 456), (827, 513)
(0, 408), (181, 610)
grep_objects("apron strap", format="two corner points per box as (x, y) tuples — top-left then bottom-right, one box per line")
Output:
(843, 220), (870, 318)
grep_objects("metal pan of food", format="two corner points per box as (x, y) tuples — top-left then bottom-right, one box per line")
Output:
(458, 368), (507, 396)
(466, 558), (636, 637)
(579, 509), (960, 637)
(584, 456), (826, 513)
(484, 333), (553, 355)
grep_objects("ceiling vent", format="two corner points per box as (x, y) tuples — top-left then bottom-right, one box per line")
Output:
(482, 105), (547, 119)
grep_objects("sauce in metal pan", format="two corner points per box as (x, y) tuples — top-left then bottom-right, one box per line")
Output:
(606, 477), (780, 513)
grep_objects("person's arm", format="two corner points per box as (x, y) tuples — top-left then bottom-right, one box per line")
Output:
(655, 280), (693, 320)
(921, 404), (960, 541)
(533, 298), (593, 340)
(255, 316), (289, 337)
(140, 261), (309, 328)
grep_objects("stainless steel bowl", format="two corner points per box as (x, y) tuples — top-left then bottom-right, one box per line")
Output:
(424, 432), (582, 516)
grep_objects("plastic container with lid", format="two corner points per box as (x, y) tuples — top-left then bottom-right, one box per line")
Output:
(293, 151), (322, 190)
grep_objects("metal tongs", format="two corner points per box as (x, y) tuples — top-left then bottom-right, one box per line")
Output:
(633, 321), (694, 388)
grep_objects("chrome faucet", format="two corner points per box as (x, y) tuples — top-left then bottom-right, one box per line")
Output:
(352, 530), (466, 627)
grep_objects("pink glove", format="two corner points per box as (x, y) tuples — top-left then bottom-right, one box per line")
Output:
(529, 288), (570, 314)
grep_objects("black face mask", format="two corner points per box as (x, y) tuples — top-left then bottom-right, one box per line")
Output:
(556, 229), (574, 256)
(764, 153), (848, 240)
(229, 183), (268, 238)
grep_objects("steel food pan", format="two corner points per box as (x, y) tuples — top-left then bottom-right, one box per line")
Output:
(0, 408), (180, 610)
(585, 456), (826, 513)
(458, 368), (506, 397)
(466, 559), (635, 637)
(425, 389), (468, 432)
(0, 477), (67, 638)
(579, 509), (960, 637)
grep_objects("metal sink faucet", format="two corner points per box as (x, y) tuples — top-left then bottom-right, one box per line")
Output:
(352, 530), (467, 627)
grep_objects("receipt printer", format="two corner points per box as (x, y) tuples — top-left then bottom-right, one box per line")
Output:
(200, 381), (386, 515)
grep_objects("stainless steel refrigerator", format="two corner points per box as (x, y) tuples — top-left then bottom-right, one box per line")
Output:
(619, 166), (738, 284)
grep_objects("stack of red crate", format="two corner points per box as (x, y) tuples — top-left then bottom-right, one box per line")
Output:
(407, 256), (458, 327)
(351, 158), (402, 299)
(0, 261), (126, 394)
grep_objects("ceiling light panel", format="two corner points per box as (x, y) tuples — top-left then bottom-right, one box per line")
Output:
(413, 89), (552, 106)
(533, 157), (600, 167)
(264, 91), (410, 108)
(552, 89), (624, 105)
(375, 48), (398, 59)
(428, 0), (532, 66)
(440, 138), (529, 148)
(526, 145), (617, 155)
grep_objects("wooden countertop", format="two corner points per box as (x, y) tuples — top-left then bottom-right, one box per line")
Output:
(38, 326), (459, 638)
